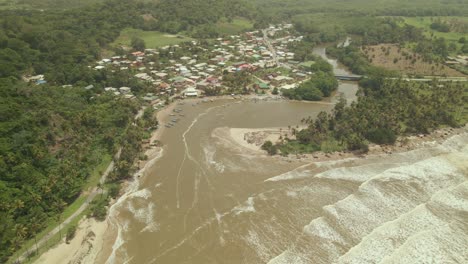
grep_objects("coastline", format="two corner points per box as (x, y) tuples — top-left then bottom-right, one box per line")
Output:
(31, 95), (247, 264)
(33, 92), (467, 264)
(31, 100), (178, 264)
(227, 124), (468, 162)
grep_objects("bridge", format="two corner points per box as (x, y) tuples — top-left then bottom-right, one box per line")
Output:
(335, 75), (363, 81)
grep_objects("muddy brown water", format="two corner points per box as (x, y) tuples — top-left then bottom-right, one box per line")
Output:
(99, 49), (468, 264)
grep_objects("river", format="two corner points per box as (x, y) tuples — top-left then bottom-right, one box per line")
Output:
(97, 48), (468, 264)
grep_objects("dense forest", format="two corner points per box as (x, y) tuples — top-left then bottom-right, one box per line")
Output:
(0, 0), (155, 262)
(269, 76), (467, 155)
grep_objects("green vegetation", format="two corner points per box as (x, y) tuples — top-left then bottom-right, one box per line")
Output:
(275, 76), (467, 155)
(65, 225), (77, 243)
(402, 16), (468, 53)
(261, 141), (278, 155)
(216, 18), (254, 35)
(113, 28), (193, 49)
(283, 55), (338, 100)
(0, 0), (163, 261)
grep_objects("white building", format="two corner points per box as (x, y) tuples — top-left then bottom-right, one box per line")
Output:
(183, 87), (200, 97)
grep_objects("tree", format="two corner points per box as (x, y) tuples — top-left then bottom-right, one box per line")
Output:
(459, 37), (466, 44)
(131, 37), (146, 51)
(261, 141), (277, 155)
(272, 87), (279, 95)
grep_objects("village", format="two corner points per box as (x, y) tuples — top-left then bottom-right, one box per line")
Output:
(84, 24), (312, 107)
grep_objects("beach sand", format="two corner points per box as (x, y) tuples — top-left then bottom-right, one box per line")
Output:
(34, 218), (107, 264)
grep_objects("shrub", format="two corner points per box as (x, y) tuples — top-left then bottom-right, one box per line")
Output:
(66, 225), (77, 243)
(366, 128), (397, 144)
(261, 141), (278, 155)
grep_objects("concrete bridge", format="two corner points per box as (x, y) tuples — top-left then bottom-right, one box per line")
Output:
(335, 75), (363, 81)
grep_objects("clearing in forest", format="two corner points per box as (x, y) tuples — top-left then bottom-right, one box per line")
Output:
(112, 28), (193, 49)
(362, 44), (466, 77)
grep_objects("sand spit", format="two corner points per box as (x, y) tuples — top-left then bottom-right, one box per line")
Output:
(227, 124), (468, 162)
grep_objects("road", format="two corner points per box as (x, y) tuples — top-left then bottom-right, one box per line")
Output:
(16, 108), (134, 263)
(262, 29), (285, 68)
(16, 161), (115, 263)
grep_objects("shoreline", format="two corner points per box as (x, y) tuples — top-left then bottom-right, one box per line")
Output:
(33, 93), (467, 263)
(30, 95), (251, 264)
(227, 124), (468, 162)
(31, 100), (177, 264)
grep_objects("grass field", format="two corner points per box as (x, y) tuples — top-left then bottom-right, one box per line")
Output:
(216, 18), (253, 35)
(401, 17), (468, 51)
(112, 28), (193, 49)
(362, 44), (466, 77)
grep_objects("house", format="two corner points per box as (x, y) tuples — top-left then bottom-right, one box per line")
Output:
(254, 80), (270, 90)
(183, 87), (200, 97)
(119, 87), (131, 94)
(131, 51), (145, 57)
(281, 84), (296, 90)
(154, 72), (168, 78)
(104, 87), (117, 92)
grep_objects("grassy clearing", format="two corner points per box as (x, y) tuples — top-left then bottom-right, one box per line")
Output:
(112, 28), (193, 49)
(216, 18), (253, 35)
(362, 44), (466, 77)
(278, 141), (321, 155)
(401, 17), (468, 50)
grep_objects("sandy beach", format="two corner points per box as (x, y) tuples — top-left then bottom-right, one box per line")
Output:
(34, 218), (107, 264)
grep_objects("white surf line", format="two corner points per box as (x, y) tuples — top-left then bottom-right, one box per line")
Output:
(105, 149), (164, 264)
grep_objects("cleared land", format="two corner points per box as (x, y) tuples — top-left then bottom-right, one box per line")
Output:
(402, 16), (468, 50)
(362, 44), (466, 77)
(216, 18), (253, 35)
(112, 28), (193, 49)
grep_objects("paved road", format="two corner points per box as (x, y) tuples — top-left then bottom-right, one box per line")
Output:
(262, 29), (280, 66)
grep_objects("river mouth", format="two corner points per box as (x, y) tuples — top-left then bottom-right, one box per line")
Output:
(97, 47), (468, 264)
(100, 96), (468, 264)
